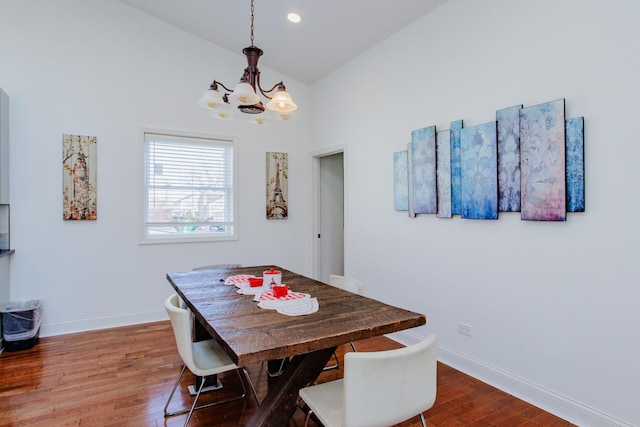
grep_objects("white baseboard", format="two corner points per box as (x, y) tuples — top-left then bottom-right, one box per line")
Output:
(387, 331), (632, 427)
(39, 309), (167, 337)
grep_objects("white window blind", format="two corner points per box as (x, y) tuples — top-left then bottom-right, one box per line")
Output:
(142, 132), (237, 243)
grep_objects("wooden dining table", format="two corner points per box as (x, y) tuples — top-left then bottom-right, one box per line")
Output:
(166, 265), (426, 427)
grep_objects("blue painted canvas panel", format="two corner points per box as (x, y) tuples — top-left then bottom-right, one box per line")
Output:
(460, 122), (498, 219)
(407, 142), (416, 217)
(436, 130), (452, 218)
(393, 150), (409, 211)
(520, 99), (566, 221)
(566, 117), (585, 212)
(450, 120), (463, 215)
(496, 105), (522, 212)
(411, 126), (437, 214)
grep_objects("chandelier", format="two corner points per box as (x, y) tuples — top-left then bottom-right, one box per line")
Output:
(197, 0), (298, 124)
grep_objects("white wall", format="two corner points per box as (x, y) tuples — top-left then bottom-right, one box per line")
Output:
(2, 0), (638, 424)
(311, 0), (639, 426)
(0, 1), (312, 335)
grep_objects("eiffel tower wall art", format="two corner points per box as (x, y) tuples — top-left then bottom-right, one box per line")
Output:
(63, 134), (97, 220)
(266, 152), (288, 219)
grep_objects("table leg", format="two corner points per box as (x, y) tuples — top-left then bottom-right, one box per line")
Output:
(246, 346), (337, 427)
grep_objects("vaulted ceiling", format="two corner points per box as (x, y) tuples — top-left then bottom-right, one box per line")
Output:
(116, 0), (448, 85)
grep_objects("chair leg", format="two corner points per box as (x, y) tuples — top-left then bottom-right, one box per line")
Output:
(419, 412), (427, 427)
(164, 366), (250, 420)
(185, 374), (208, 426)
(242, 368), (261, 406)
(267, 357), (289, 377)
(303, 408), (314, 427)
(322, 351), (340, 371)
(164, 364), (188, 417)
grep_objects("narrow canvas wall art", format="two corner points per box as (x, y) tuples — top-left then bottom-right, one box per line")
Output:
(266, 152), (288, 219)
(63, 134), (97, 220)
(436, 129), (452, 218)
(496, 105), (522, 212)
(450, 120), (463, 215)
(407, 142), (416, 217)
(411, 126), (437, 214)
(520, 99), (566, 221)
(460, 122), (498, 220)
(565, 117), (585, 212)
(393, 150), (409, 211)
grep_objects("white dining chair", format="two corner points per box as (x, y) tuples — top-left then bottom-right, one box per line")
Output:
(299, 335), (437, 427)
(329, 274), (364, 296)
(329, 274), (364, 353)
(164, 294), (259, 426)
(322, 274), (365, 371)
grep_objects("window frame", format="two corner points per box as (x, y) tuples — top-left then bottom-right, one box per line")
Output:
(139, 128), (239, 245)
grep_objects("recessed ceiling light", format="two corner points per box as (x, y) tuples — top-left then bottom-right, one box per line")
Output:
(287, 13), (301, 23)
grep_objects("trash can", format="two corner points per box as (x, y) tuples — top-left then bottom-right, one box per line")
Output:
(1, 300), (42, 351)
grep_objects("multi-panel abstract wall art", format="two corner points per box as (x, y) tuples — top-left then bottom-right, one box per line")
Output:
(393, 98), (585, 221)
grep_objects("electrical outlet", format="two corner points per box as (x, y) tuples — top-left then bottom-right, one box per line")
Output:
(458, 322), (473, 337)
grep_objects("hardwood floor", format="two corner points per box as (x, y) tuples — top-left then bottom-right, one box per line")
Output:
(0, 321), (574, 427)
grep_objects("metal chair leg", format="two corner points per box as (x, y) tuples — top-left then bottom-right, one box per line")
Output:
(324, 342), (356, 371)
(185, 374), (207, 426)
(267, 357), (289, 377)
(322, 351), (340, 371)
(242, 368), (261, 406)
(420, 412), (427, 427)
(303, 408), (314, 427)
(164, 364), (188, 417)
(164, 365), (250, 421)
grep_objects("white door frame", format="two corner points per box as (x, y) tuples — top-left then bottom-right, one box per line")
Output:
(309, 144), (346, 281)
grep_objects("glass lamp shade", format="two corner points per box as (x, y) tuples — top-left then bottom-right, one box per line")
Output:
(278, 111), (296, 121)
(198, 88), (225, 110)
(232, 82), (261, 105)
(213, 105), (236, 120)
(248, 113), (268, 125)
(266, 90), (297, 113)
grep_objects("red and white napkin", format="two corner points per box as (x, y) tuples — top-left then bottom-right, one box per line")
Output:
(254, 290), (310, 302)
(224, 275), (256, 286)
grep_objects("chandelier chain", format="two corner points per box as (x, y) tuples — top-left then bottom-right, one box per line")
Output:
(250, 0), (255, 46)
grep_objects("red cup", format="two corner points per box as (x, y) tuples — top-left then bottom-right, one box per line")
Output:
(248, 277), (264, 288)
(272, 285), (289, 298)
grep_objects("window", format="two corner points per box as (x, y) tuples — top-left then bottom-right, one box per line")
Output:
(142, 131), (237, 243)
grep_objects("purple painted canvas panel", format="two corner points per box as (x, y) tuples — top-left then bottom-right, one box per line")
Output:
(450, 120), (463, 215)
(566, 117), (585, 212)
(411, 126), (437, 214)
(393, 150), (409, 211)
(460, 122), (498, 220)
(520, 99), (566, 221)
(436, 130), (452, 218)
(497, 105), (522, 212)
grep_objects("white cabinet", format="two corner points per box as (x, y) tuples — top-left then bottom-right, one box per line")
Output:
(0, 89), (8, 204)
(0, 90), (10, 352)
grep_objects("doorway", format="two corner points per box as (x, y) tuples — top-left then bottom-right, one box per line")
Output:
(312, 150), (344, 283)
